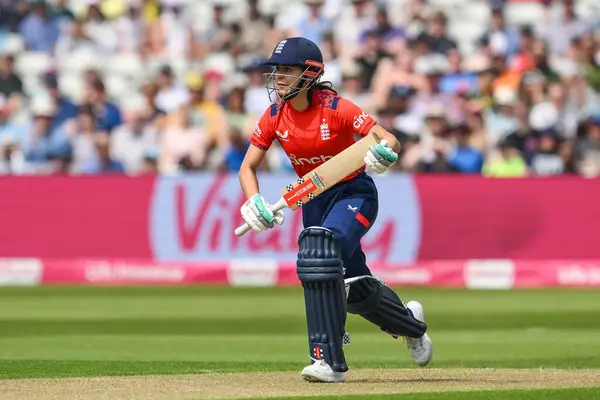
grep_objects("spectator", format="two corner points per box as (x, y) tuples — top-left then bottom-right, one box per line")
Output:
(482, 136), (528, 177)
(155, 65), (189, 114)
(18, 0), (60, 52)
(0, 1), (28, 34)
(335, 0), (377, 64)
(531, 40), (560, 82)
(479, 6), (519, 58)
(220, 127), (250, 172)
(485, 87), (520, 146)
(447, 123), (484, 174)
(575, 114), (600, 177)
(418, 104), (451, 172)
(159, 106), (206, 174)
(367, 5), (405, 53)
(415, 11), (457, 55)
(83, 76), (122, 133)
(225, 85), (253, 137)
(51, 0), (75, 26)
(139, 147), (159, 175)
(152, 0), (195, 60)
(196, 2), (234, 57)
(140, 80), (166, 127)
(339, 62), (371, 110)
(187, 71), (228, 152)
(64, 105), (101, 173)
(83, 3), (117, 54)
(538, 0), (589, 56)
(243, 61), (273, 118)
(291, 0), (332, 49)
(464, 103), (489, 153)
(530, 129), (565, 176)
(110, 102), (158, 174)
(112, 1), (144, 54)
(0, 55), (23, 100)
(0, 135), (23, 174)
(55, 17), (98, 58)
(355, 29), (392, 92)
(0, 94), (25, 174)
(0, 94), (25, 145)
(79, 133), (125, 174)
(20, 95), (58, 173)
(42, 72), (78, 130)
(47, 139), (72, 175)
(240, 0), (271, 53)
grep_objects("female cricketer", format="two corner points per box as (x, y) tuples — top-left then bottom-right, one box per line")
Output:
(238, 37), (433, 383)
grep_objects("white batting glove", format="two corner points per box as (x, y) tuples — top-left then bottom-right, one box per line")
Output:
(364, 140), (399, 174)
(240, 194), (285, 232)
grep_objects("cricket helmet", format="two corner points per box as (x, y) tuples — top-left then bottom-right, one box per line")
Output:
(263, 37), (325, 102)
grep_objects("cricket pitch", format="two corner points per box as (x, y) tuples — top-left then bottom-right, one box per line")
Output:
(2, 368), (600, 400)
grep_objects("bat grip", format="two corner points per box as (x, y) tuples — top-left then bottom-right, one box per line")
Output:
(234, 197), (288, 237)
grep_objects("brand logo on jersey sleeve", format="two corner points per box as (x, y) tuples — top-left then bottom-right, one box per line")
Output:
(353, 111), (370, 130)
(253, 125), (262, 137)
(276, 130), (289, 141)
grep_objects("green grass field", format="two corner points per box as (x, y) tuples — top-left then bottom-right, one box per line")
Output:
(1, 286), (600, 399)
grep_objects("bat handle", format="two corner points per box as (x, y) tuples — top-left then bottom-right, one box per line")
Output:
(234, 197), (288, 237)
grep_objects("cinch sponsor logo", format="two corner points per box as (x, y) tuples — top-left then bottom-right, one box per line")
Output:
(289, 154), (332, 166)
(353, 111), (370, 129)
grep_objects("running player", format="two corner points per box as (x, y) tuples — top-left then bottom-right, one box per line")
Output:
(238, 37), (433, 383)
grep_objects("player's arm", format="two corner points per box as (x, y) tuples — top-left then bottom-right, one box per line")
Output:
(238, 113), (285, 232)
(239, 144), (266, 199)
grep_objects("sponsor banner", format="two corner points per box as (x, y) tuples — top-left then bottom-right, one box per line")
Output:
(0, 176), (153, 258)
(41, 259), (229, 285)
(0, 175), (598, 262)
(150, 174), (420, 263)
(0, 259), (43, 286)
(415, 176), (600, 260)
(28, 258), (600, 288)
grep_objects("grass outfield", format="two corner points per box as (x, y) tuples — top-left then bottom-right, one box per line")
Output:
(0, 286), (600, 399)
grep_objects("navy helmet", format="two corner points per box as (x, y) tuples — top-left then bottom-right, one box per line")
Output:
(264, 37), (324, 67)
(263, 37), (325, 102)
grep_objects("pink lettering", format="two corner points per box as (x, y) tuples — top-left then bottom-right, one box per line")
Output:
(176, 174), (227, 251)
(176, 174), (232, 252)
(174, 174), (394, 260)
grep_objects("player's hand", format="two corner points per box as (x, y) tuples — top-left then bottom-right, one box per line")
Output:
(365, 140), (398, 174)
(240, 194), (285, 232)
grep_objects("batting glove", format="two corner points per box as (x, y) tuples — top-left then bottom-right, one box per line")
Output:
(365, 140), (398, 174)
(240, 194), (285, 232)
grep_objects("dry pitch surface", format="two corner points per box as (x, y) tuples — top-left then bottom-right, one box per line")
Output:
(2, 368), (600, 400)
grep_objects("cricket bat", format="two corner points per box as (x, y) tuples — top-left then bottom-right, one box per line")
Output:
(234, 132), (381, 236)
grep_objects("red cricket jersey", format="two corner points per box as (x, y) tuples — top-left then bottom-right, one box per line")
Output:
(251, 90), (377, 179)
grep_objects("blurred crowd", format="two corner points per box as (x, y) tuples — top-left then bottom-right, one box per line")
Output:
(0, 0), (598, 177)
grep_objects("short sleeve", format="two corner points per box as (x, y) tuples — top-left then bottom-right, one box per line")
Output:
(250, 107), (276, 150)
(336, 97), (377, 137)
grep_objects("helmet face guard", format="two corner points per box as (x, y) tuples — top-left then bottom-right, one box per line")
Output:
(263, 60), (324, 102)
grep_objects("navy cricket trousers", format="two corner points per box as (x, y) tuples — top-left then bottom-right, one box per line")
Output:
(301, 171), (378, 279)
